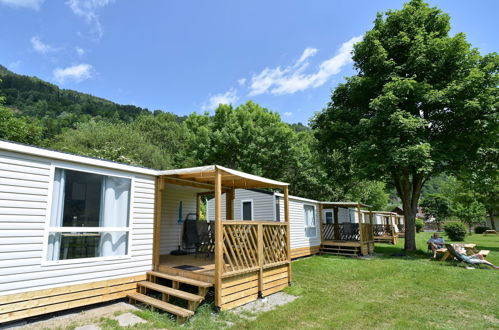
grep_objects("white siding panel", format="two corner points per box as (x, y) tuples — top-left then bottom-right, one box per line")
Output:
(287, 198), (321, 250)
(206, 189), (275, 221)
(0, 170), (49, 183)
(0, 192), (48, 202)
(159, 184), (210, 254)
(0, 178), (48, 189)
(0, 150), (155, 297)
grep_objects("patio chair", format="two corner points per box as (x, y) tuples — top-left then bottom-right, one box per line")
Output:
(445, 244), (497, 269)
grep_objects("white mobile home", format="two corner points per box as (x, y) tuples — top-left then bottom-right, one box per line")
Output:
(0, 141), (292, 324)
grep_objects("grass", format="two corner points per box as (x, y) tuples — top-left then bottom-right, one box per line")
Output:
(91, 232), (499, 329)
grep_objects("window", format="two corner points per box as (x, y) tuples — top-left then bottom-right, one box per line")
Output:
(46, 168), (131, 261)
(304, 205), (316, 237)
(241, 200), (253, 220)
(325, 211), (333, 224)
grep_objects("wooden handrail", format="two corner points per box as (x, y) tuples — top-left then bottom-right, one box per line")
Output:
(221, 220), (287, 226)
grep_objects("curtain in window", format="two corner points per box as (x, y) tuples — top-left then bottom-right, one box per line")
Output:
(304, 205), (316, 237)
(47, 168), (66, 261)
(99, 176), (130, 256)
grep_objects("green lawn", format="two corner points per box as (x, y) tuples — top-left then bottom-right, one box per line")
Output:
(96, 232), (499, 330)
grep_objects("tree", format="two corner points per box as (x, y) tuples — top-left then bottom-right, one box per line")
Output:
(460, 148), (499, 230)
(312, 0), (498, 250)
(50, 120), (171, 169)
(453, 200), (486, 234)
(0, 95), (43, 144)
(184, 102), (296, 180)
(420, 194), (451, 231)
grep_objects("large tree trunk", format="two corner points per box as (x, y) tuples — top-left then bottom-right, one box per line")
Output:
(393, 170), (425, 251)
(488, 209), (496, 230)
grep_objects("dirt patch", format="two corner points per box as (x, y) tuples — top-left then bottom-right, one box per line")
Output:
(230, 292), (297, 320)
(6, 301), (138, 330)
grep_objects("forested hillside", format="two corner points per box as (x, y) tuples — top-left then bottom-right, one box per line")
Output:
(0, 65), (392, 207)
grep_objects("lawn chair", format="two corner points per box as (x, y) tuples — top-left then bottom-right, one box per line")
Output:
(445, 244), (496, 269)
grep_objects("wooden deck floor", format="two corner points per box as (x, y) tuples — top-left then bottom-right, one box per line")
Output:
(158, 254), (215, 283)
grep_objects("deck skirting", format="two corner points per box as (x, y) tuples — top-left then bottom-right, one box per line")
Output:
(0, 275), (146, 324)
(290, 245), (320, 259)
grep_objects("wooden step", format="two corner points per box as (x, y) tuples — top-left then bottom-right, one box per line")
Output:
(321, 252), (358, 256)
(148, 271), (213, 288)
(128, 292), (193, 323)
(138, 281), (204, 302)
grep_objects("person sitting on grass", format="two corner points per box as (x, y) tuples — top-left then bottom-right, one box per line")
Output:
(452, 244), (499, 270)
(428, 232), (445, 258)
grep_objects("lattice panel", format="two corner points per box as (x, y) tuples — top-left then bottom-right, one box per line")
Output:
(222, 224), (259, 273)
(322, 223), (335, 240)
(373, 224), (386, 236)
(262, 224), (288, 265)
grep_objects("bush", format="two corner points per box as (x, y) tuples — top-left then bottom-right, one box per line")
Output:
(444, 222), (467, 241)
(415, 218), (424, 233)
(474, 226), (490, 234)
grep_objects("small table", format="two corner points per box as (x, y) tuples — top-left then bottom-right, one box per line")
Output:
(484, 230), (497, 235)
(438, 244), (477, 261)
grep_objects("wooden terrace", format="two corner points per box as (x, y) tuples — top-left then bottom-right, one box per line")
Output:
(319, 202), (374, 256)
(127, 165), (292, 321)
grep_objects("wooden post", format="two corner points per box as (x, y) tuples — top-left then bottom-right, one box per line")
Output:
(319, 204), (324, 244)
(391, 214), (397, 244)
(153, 177), (164, 271)
(357, 203), (363, 243)
(257, 223), (264, 294)
(333, 207), (340, 241)
(226, 189), (234, 220)
(283, 186), (291, 283)
(214, 168), (223, 307)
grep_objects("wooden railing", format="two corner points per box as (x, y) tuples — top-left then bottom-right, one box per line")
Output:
(398, 224), (405, 232)
(361, 223), (374, 241)
(322, 223), (360, 241)
(220, 221), (288, 276)
(322, 223), (374, 242)
(373, 224), (393, 236)
(262, 223), (288, 266)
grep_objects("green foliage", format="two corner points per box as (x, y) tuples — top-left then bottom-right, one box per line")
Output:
(453, 200), (486, 233)
(420, 193), (451, 228)
(474, 226), (490, 234)
(51, 121), (171, 169)
(312, 0), (498, 250)
(0, 104), (43, 144)
(346, 180), (389, 210)
(444, 221), (467, 241)
(0, 65), (151, 137)
(415, 218), (424, 233)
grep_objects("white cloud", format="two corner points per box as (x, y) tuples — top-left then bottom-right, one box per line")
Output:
(30, 36), (58, 54)
(0, 0), (44, 10)
(238, 78), (246, 86)
(75, 47), (86, 56)
(7, 60), (21, 71)
(53, 63), (93, 83)
(296, 47), (318, 65)
(248, 36), (362, 96)
(284, 112), (292, 117)
(202, 89), (238, 111)
(66, 0), (114, 39)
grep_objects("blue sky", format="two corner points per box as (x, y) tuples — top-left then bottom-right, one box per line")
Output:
(0, 0), (497, 124)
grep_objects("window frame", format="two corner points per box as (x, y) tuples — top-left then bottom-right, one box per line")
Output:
(240, 199), (254, 221)
(42, 163), (134, 266)
(325, 211), (333, 224)
(303, 203), (317, 238)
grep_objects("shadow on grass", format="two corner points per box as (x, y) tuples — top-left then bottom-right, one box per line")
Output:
(374, 244), (429, 260)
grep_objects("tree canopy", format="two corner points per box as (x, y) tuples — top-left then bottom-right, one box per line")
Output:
(312, 0), (498, 250)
